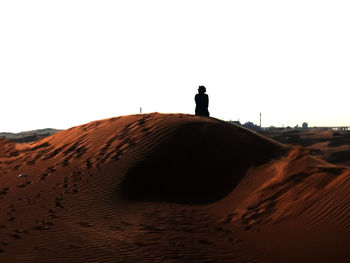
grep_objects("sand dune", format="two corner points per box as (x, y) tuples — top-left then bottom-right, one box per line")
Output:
(1, 113), (350, 262)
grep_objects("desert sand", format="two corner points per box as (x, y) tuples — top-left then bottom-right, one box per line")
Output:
(1, 113), (350, 263)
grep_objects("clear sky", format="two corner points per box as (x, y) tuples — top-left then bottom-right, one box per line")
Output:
(1, 1), (349, 132)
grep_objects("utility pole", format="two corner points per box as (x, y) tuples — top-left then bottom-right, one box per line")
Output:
(260, 113), (262, 128)
(140, 107), (142, 114)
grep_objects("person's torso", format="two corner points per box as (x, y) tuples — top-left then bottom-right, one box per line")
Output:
(195, 94), (208, 107)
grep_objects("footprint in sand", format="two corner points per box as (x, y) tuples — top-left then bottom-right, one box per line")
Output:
(10, 234), (20, 239)
(214, 226), (224, 232)
(26, 160), (36, 165)
(9, 205), (16, 213)
(0, 187), (10, 195)
(70, 170), (83, 182)
(198, 239), (213, 245)
(40, 173), (48, 180)
(31, 142), (50, 151)
(72, 183), (78, 193)
(69, 244), (80, 249)
(120, 220), (133, 226)
(40, 167), (57, 180)
(12, 164), (21, 171)
(17, 181), (32, 188)
(49, 209), (59, 219)
(35, 220), (53, 230)
(47, 167), (56, 173)
(62, 142), (87, 160)
(85, 158), (92, 169)
(111, 149), (122, 160)
(42, 148), (62, 160)
(134, 241), (147, 247)
(13, 229), (29, 234)
(55, 200), (64, 208)
(108, 225), (122, 231)
(141, 127), (150, 133)
(79, 222), (94, 228)
(61, 158), (70, 167)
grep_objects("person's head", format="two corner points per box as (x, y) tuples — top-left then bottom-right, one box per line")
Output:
(198, 86), (206, 94)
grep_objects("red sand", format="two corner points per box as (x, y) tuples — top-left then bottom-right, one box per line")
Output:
(1, 113), (350, 262)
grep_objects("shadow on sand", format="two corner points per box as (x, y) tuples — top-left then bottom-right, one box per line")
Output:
(119, 121), (285, 204)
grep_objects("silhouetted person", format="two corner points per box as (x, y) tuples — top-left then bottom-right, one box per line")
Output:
(195, 86), (209, 117)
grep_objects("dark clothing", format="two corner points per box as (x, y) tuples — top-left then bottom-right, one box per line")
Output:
(195, 93), (209, 117)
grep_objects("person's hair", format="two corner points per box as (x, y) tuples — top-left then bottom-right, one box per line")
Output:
(198, 86), (206, 93)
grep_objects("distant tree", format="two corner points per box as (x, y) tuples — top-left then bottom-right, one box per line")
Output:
(243, 122), (261, 131)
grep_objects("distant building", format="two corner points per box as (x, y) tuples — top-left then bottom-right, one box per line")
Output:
(228, 120), (263, 132)
(243, 121), (261, 131)
(229, 120), (241, 126)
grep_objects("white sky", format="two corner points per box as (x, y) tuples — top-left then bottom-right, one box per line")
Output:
(1, 1), (349, 132)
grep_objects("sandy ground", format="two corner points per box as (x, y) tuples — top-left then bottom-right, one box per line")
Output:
(1, 113), (350, 263)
